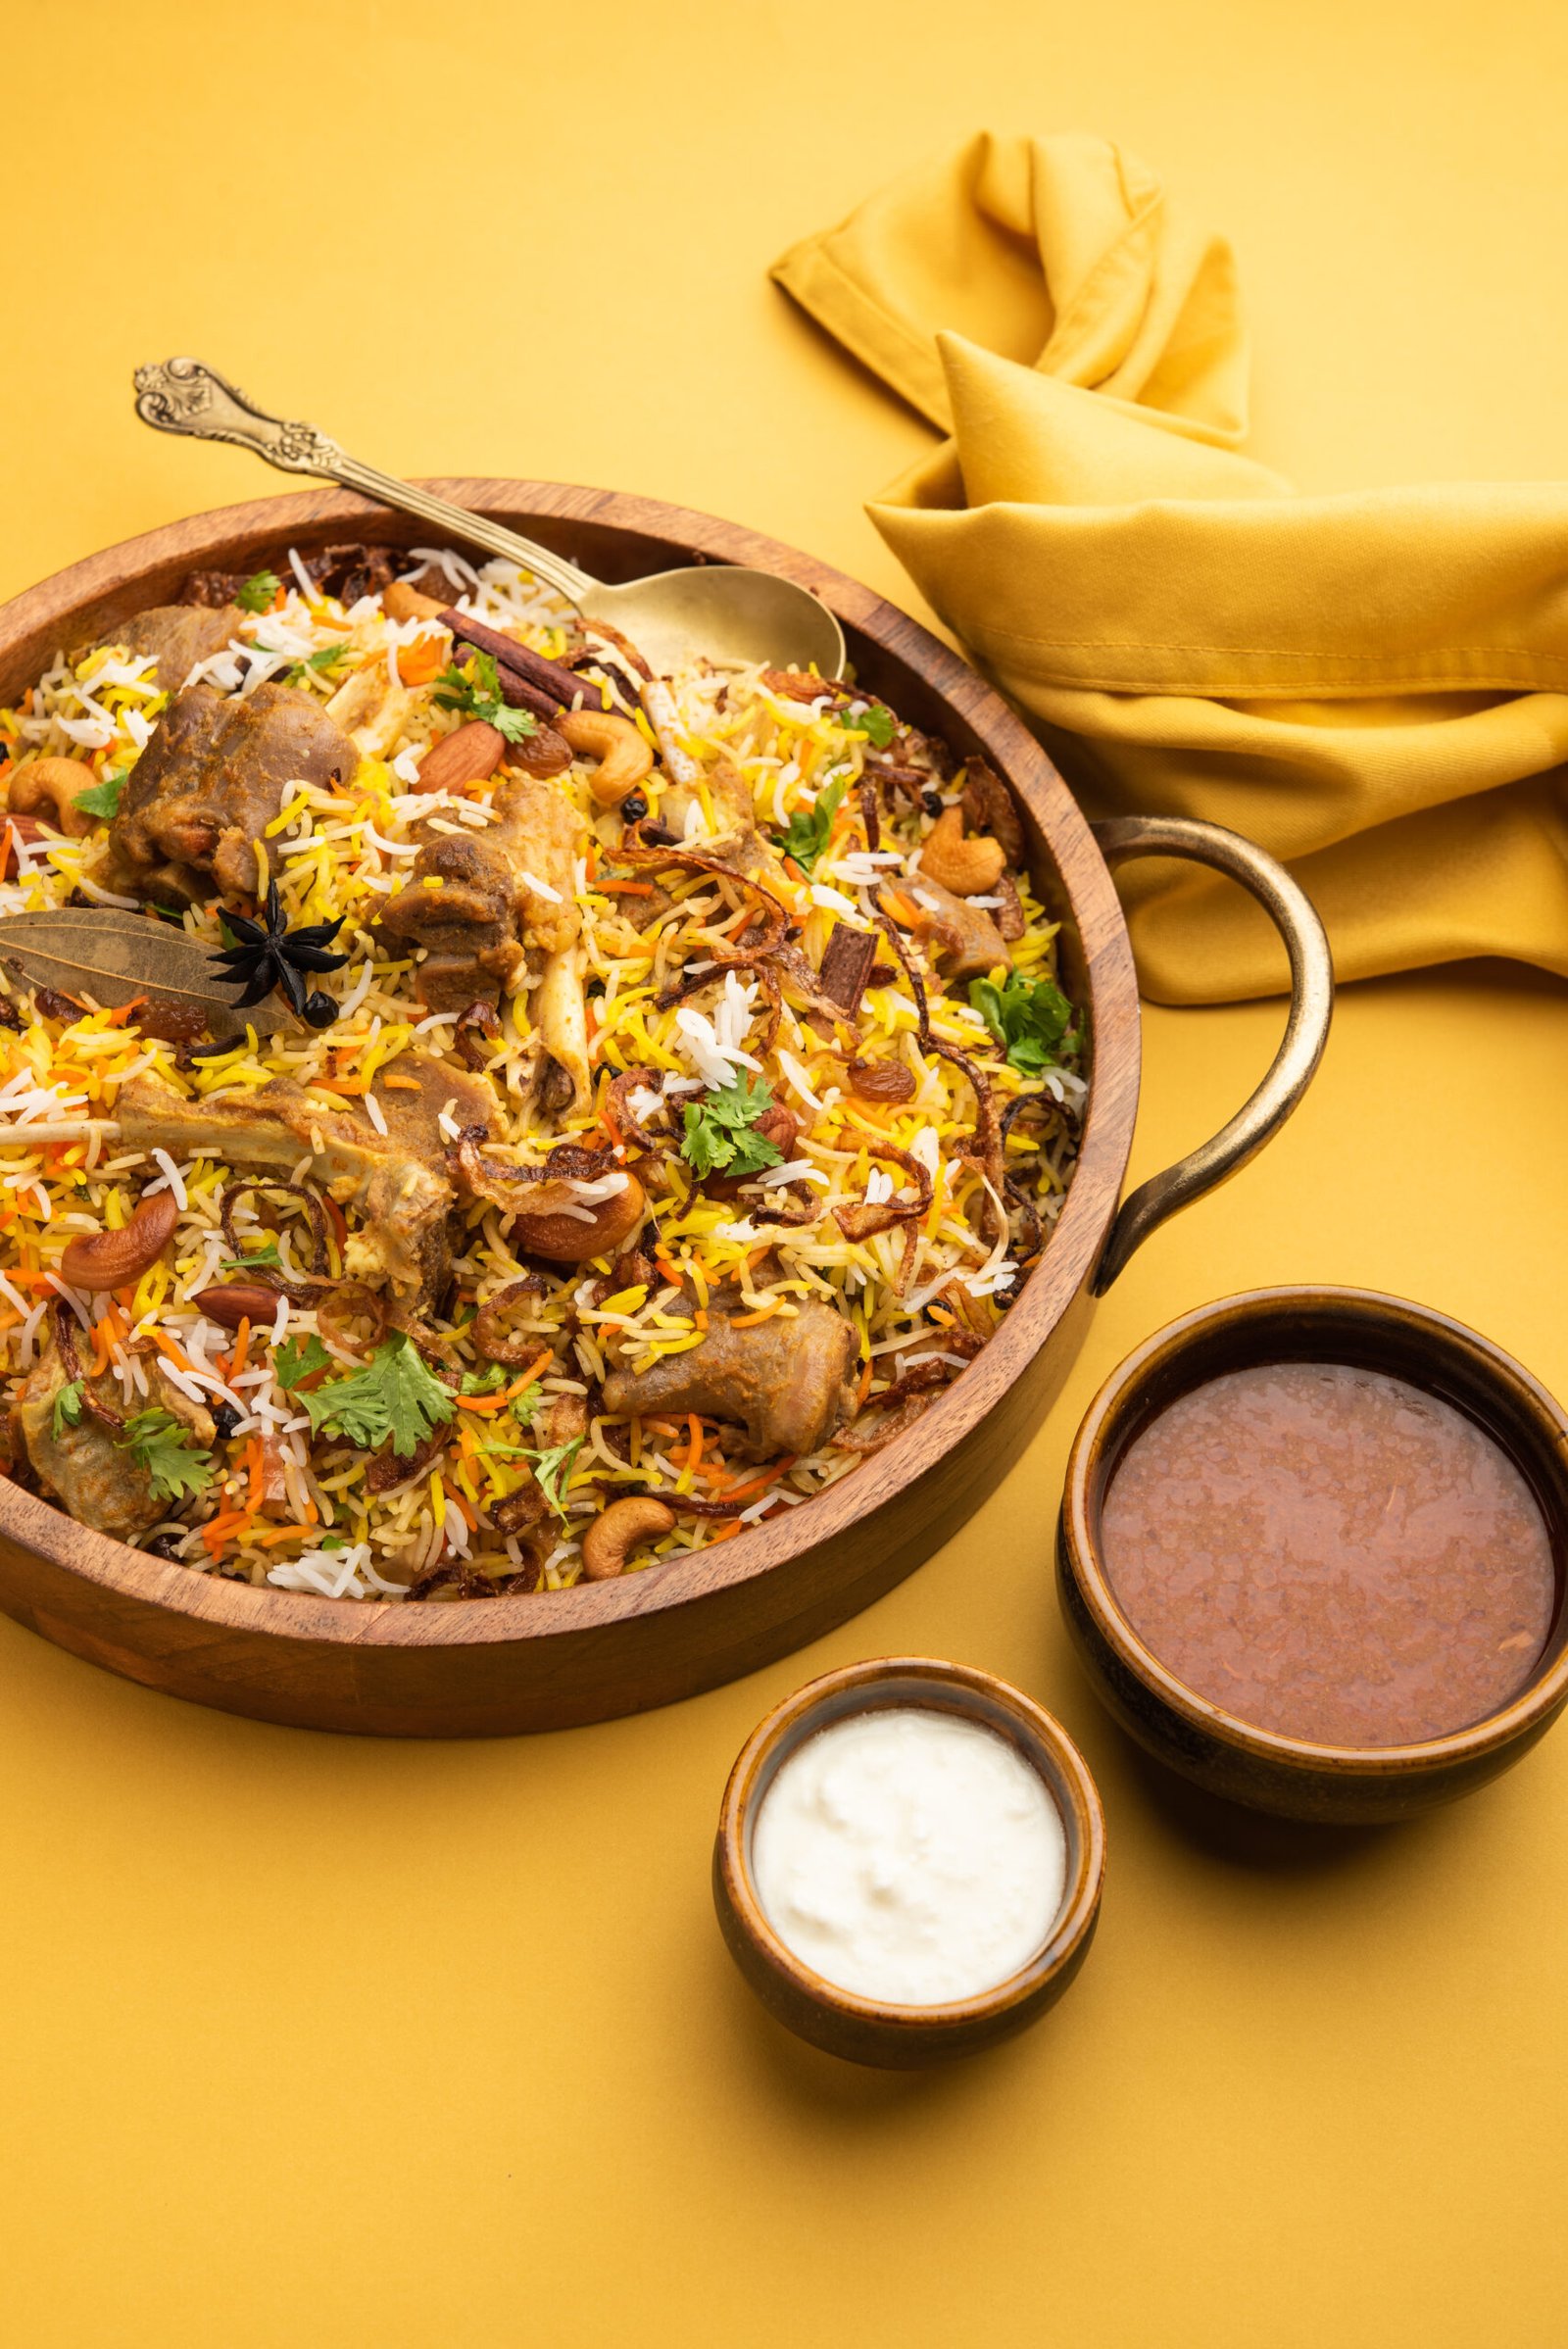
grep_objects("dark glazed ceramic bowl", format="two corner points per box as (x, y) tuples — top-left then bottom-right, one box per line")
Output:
(712, 1657), (1105, 2067)
(1057, 1287), (1568, 1824)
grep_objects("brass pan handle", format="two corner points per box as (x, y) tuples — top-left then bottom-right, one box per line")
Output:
(1089, 816), (1334, 1294)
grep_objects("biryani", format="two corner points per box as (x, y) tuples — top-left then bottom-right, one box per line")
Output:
(0, 542), (1084, 1600)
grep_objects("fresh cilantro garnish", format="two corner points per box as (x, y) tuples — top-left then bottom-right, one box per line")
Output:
(284, 641), (352, 687)
(221, 1240), (283, 1272)
(235, 568), (281, 615)
(300, 1331), (455, 1459)
(840, 701), (896, 749)
(681, 1072), (784, 1181)
(527, 1434), (583, 1526)
(274, 1332), (330, 1391)
(969, 970), (1079, 1074)
(52, 1380), (84, 1439)
(771, 771), (848, 876)
(432, 651), (537, 746)
(317, 1535), (346, 1553)
(117, 1408), (215, 1503)
(72, 770), (125, 821)
(459, 1362), (509, 1395)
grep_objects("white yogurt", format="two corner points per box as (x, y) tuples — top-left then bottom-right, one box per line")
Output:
(751, 1706), (1067, 2007)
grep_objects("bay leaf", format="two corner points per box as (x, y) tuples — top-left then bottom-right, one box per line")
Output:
(0, 909), (297, 1038)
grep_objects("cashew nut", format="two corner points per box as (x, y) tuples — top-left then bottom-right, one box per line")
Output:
(558, 708), (654, 807)
(582, 1495), (675, 1581)
(382, 580), (451, 624)
(61, 1191), (179, 1293)
(917, 807), (1007, 898)
(9, 757), (99, 839)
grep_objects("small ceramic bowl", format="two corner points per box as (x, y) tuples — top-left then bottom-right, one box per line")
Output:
(1057, 1287), (1568, 1824)
(712, 1657), (1105, 2067)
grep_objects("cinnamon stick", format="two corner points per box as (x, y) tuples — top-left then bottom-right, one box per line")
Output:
(440, 611), (595, 712)
(817, 922), (878, 1017)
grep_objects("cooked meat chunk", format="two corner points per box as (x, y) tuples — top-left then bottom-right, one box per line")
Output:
(102, 682), (358, 905)
(12, 1333), (215, 1542)
(379, 774), (583, 1009)
(116, 1063), (487, 1309)
(601, 1299), (858, 1459)
(893, 875), (1009, 984)
(364, 1055), (497, 1159)
(94, 604), (242, 694)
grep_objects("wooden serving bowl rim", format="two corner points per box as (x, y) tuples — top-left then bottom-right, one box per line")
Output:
(713, 1655), (1105, 2049)
(0, 479), (1143, 1662)
(1060, 1284), (1568, 1781)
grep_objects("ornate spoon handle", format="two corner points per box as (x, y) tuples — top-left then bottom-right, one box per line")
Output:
(132, 356), (593, 606)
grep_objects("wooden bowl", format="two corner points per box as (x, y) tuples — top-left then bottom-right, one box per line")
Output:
(711, 1657), (1105, 2066)
(0, 482), (1331, 1736)
(1057, 1287), (1568, 1823)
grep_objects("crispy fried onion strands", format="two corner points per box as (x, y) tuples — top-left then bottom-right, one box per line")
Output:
(873, 908), (1005, 1241)
(609, 1483), (746, 1517)
(834, 1396), (935, 1452)
(451, 1132), (622, 1215)
(619, 841), (788, 974)
(606, 1066), (664, 1153)
(407, 1554), (544, 1602)
(472, 1273), (551, 1366)
(833, 1138), (933, 1246)
(52, 1299), (125, 1431)
(220, 1178), (330, 1278)
(454, 1000), (503, 1071)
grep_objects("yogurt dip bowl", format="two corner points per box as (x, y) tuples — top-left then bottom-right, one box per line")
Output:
(712, 1657), (1105, 2067)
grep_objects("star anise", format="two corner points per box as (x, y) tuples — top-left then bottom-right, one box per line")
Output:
(211, 884), (348, 1030)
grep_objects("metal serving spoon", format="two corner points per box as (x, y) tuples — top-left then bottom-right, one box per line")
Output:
(132, 357), (847, 680)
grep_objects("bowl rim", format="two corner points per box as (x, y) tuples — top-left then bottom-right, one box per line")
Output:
(0, 477), (1143, 1655)
(1060, 1283), (1568, 1778)
(713, 1655), (1106, 2034)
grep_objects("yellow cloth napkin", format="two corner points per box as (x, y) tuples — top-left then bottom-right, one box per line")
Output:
(772, 131), (1568, 1001)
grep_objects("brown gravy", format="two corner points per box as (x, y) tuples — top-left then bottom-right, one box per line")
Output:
(1100, 1361), (1557, 1747)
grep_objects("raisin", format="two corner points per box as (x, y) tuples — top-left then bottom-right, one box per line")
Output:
(212, 1400), (242, 1441)
(619, 789), (649, 824)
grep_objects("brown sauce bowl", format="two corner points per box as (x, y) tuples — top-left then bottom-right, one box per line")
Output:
(1057, 1288), (1568, 1824)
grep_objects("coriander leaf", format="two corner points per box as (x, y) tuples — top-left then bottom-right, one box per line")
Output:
(117, 1407), (214, 1503)
(235, 567), (281, 614)
(771, 771), (848, 876)
(72, 770), (125, 821)
(221, 1240), (283, 1272)
(490, 702), (537, 746)
(680, 1099), (721, 1178)
(301, 1331), (455, 1458)
(841, 701), (896, 750)
(284, 641), (352, 687)
(432, 651), (537, 745)
(680, 1072), (783, 1181)
(52, 1379), (84, 1439)
(317, 1535), (346, 1553)
(969, 970), (1078, 1076)
(460, 1362), (508, 1395)
(526, 1434), (583, 1525)
(274, 1333), (330, 1391)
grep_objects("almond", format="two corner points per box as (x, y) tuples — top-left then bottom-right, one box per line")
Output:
(416, 720), (508, 794)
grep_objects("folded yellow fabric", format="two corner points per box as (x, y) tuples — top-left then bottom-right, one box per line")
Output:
(772, 130), (1568, 1001)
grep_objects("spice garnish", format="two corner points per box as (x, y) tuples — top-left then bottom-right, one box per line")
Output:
(211, 881), (349, 1031)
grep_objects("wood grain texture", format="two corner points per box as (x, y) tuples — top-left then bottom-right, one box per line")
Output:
(0, 481), (1144, 1735)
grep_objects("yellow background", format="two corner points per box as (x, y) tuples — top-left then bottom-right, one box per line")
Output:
(6, 3), (1568, 2342)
